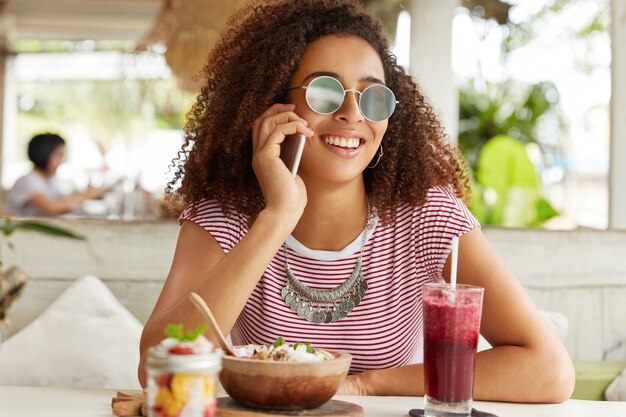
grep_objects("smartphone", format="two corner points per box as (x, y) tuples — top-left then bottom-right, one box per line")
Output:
(279, 133), (306, 177)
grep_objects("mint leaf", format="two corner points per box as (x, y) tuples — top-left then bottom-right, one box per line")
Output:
(272, 337), (286, 347)
(165, 323), (208, 342)
(293, 342), (314, 353)
(183, 324), (208, 341)
(165, 323), (184, 340)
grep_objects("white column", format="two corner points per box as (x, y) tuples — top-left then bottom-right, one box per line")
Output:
(610, 0), (626, 230)
(0, 55), (6, 190)
(0, 24), (8, 190)
(409, 0), (459, 143)
(0, 15), (16, 192)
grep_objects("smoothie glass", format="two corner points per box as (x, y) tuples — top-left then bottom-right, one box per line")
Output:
(423, 283), (484, 417)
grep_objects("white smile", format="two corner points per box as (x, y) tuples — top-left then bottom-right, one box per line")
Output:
(322, 135), (362, 149)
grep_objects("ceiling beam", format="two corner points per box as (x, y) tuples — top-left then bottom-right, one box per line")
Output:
(4, 0), (161, 41)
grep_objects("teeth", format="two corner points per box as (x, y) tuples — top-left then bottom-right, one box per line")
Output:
(323, 135), (361, 149)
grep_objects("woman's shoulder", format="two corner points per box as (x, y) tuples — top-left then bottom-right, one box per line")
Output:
(179, 198), (248, 225)
(11, 171), (44, 187)
(423, 186), (467, 210)
(4, 172), (47, 214)
(391, 186), (478, 229)
(391, 186), (465, 215)
(178, 198), (250, 252)
(6, 171), (46, 198)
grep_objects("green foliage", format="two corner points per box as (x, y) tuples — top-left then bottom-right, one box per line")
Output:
(532, 197), (560, 227)
(1, 217), (85, 239)
(361, 0), (407, 40)
(14, 40), (136, 53)
(458, 80), (564, 227)
(17, 76), (194, 157)
(457, 0), (609, 227)
(477, 0), (611, 59)
(459, 79), (564, 171)
(0, 216), (85, 266)
(471, 135), (558, 226)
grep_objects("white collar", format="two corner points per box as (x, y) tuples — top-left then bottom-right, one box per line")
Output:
(284, 214), (379, 261)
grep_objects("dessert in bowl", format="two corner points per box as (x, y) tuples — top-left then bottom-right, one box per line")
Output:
(219, 338), (352, 410)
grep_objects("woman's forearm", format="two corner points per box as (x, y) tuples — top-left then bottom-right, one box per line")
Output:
(190, 208), (300, 333)
(352, 344), (573, 402)
(472, 344), (574, 403)
(144, 208), (298, 336)
(30, 193), (86, 215)
(138, 208), (300, 386)
(355, 363), (423, 396)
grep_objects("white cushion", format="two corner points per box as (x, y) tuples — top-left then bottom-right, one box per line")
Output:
(605, 367), (626, 401)
(0, 275), (142, 389)
(540, 310), (568, 342)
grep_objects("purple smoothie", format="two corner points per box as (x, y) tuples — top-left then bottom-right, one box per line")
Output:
(423, 284), (483, 404)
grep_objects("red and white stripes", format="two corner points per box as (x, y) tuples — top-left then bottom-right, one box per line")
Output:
(181, 187), (479, 373)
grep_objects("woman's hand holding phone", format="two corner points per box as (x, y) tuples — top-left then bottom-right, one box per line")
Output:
(251, 103), (313, 221)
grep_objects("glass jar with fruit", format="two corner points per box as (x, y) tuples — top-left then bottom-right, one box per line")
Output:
(146, 323), (222, 417)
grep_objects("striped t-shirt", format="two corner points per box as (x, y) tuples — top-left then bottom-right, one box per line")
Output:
(180, 187), (479, 373)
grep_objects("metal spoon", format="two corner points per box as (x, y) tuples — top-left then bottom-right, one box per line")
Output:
(188, 292), (235, 356)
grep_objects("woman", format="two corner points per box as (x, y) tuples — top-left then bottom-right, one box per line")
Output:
(4, 133), (102, 216)
(139, 0), (574, 401)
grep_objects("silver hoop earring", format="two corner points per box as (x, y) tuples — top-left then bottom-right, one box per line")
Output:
(367, 144), (383, 169)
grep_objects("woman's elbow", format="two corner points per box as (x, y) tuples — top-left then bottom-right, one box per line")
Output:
(538, 348), (576, 403)
(138, 325), (156, 388)
(137, 352), (148, 388)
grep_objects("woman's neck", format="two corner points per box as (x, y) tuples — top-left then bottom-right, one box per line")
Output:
(290, 182), (368, 251)
(34, 168), (50, 179)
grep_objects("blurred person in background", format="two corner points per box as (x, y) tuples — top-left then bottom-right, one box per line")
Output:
(4, 133), (103, 217)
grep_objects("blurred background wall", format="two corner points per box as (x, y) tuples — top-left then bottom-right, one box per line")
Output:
(0, 0), (624, 229)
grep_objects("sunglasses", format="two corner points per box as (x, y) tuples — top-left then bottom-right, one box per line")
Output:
(288, 75), (398, 122)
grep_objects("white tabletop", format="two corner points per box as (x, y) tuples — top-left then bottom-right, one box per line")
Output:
(1, 385), (625, 417)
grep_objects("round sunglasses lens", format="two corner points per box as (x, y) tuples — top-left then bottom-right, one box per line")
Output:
(361, 85), (396, 121)
(306, 77), (345, 114)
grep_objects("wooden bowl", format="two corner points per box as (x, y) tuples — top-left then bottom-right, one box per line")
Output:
(219, 349), (352, 410)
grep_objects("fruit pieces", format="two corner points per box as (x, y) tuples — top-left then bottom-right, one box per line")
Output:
(167, 346), (195, 355)
(151, 372), (216, 417)
(148, 322), (220, 417)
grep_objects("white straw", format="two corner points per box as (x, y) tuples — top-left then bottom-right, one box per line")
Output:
(450, 236), (459, 289)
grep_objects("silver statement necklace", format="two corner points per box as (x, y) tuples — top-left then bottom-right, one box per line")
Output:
(280, 200), (372, 324)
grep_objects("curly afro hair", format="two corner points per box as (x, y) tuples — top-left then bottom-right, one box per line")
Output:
(166, 0), (469, 225)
